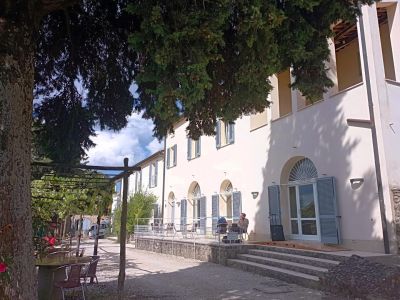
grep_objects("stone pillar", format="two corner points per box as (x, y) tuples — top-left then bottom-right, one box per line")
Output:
(392, 188), (400, 253)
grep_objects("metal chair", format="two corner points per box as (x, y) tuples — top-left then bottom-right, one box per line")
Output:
(53, 264), (86, 300)
(80, 257), (100, 287)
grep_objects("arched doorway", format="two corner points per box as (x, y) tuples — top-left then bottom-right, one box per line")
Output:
(167, 192), (175, 223)
(219, 180), (233, 219)
(287, 158), (319, 240)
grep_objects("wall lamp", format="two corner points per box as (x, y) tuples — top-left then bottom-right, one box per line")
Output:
(251, 191), (259, 199)
(350, 178), (364, 190)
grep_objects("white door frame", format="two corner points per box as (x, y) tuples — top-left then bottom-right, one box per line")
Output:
(288, 180), (321, 241)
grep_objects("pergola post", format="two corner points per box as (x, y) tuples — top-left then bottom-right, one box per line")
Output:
(118, 157), (129, 299)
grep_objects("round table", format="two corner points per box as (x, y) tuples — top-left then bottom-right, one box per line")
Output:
(36, 256), (92, 300)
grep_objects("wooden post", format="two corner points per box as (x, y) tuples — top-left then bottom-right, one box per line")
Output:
(118, 158), (129, 299)
(76, 214), (83, 257)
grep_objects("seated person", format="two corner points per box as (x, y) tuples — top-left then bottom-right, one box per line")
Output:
(216, 216), (228, 234)
(238, 213), (249, 234)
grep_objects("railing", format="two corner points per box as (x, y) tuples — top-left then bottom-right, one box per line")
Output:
(134, 216), (245, 242)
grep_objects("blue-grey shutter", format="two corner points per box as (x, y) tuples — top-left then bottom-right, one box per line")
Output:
(232, 191), (242, 222)
(154, 161), (158, 187)
(317, 177), (340, 244)
(173, 144), (177, 166)
(216, 121), (221, 148)
(180, 199), (187, 231)
(195, 138), (201, 157)
(212, 195), (219, 232)
(148, 165), (152, 187)
(268, 185), (281, 225)
(139, 170), (142, 191)
(228, 122), (235, 144)
(187, 138), (192, 160)
(134, 172), (138, 192)
(199, 196), (206, 234)
(166, 148), (170, 168)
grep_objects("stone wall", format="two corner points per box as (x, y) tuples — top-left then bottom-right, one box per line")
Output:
(393, 188), (400, 253)
(135, 237), (253, 265)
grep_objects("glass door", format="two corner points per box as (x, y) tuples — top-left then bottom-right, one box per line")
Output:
(288, 184), (319, 240)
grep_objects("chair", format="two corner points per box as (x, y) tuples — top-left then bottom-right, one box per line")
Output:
(80, 257), (99, 287)
(54, 264), (86, 300)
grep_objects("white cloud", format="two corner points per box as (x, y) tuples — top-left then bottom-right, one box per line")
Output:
(85, 113), (161, 167)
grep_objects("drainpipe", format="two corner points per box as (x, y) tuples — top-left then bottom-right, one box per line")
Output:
(161, 137), (167, 224)
(358, 3), (390, 254)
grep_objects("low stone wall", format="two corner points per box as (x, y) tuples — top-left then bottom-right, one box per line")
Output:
(393, 188), (400, 253)
(134, 237), (253, 265)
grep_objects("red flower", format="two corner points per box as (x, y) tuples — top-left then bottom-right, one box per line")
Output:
(0, 262), (7, 273)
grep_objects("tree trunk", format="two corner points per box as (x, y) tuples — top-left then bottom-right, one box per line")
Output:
(0, 10), (36, 299)
(76, 214), (83, 257)
(118, 158), (129, 300)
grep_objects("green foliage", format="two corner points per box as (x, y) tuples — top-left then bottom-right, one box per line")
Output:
(113, 191), (157, 237)
(128, 0), (374, 139)
(32, 0), (136, 164)
(31, 172), (113, 237)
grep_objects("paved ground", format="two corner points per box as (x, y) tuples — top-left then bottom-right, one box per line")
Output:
(83, 239), (341, 300)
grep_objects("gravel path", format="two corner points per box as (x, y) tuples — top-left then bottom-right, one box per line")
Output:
(84, 239), (341, 300)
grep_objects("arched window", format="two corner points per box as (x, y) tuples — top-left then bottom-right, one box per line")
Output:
(289, 158), (318, 182)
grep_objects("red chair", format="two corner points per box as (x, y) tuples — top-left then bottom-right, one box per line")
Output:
(81, 257), (99, 287)
(53, 264), (86, 300)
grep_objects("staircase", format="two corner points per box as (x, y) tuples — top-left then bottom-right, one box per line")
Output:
(226, 245), (346, 289)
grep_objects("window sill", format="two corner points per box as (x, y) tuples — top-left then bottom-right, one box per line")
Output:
(386, 79), (400, 87)
(167, 164), (177, 169)
(296, 99), (323, 113)
(271, 112), (292, 123)
(217, 142), (234, 150)
(187, 156), (201, 161)
(250, 123), (268, 132)
(331, 82), (363, 99)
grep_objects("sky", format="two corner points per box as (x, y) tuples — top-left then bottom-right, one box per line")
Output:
(85, 112), (163, 167)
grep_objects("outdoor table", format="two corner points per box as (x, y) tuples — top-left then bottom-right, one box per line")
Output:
(36, 256), (92, 300)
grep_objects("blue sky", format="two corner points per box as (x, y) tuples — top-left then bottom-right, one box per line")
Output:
(85, 112), (163, 167)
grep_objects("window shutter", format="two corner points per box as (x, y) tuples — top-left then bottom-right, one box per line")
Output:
(268, 185), (281, 225)
(199, 196), (206, 234)
(166, 148), (170, 168)
(134, 172), (138, 192)
(148, 165), (152, 187)
(173, 144), (177, 166)
(187, 138), (192, 160)
(180, 199), (187, 231)
(154, 161), (158, 187)
(228, 122), (235, 144)
(196, 138), (201, 157)
(317, 177), (340, 244)
(139, 170), (142, 191)
(211, 195), (219, 232)
(216, 121), (221, 148)
(171, 200), (175, 223)
(232, 191), (242, 222)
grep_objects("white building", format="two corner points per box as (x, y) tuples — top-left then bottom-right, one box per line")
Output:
(163, 2), (400, 254)
(128, 150), (165, 219)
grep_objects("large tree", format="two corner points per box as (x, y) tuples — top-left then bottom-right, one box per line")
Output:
(0, 0), (373, 298)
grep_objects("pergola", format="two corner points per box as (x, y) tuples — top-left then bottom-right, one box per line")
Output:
(31, 158), (140, 297)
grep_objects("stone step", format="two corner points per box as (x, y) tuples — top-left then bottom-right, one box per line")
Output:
(238, 254), (329, 277)
(227, 259), (320, 289)
(248, 249), (340, 269)
(254, 245), (347, 262)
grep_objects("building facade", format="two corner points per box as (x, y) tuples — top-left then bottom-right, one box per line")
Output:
(163, 1), (400, 254)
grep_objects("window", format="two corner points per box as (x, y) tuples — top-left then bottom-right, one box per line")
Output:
(187, 138), (201, 160)
(377, 6), (396, 81)
(216, 120), (234, 148)
(167, 144), (177, 168)
(134, 171), (142, 192)
(271, 70), (292, 120)
(149, 161), (158, 188)
(250, 108), (268, 131)
(333, 21), (362, 91)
